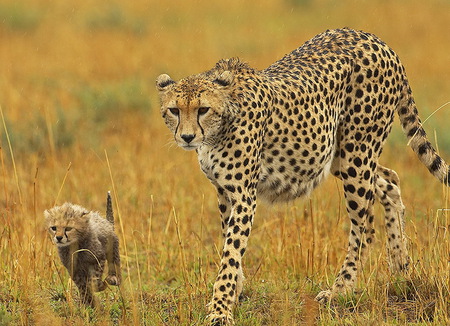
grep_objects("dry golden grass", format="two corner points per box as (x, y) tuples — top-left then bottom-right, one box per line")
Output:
(0, 0), (449, 325)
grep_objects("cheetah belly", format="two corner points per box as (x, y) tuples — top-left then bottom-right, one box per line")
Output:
(257, 152), (333, 203)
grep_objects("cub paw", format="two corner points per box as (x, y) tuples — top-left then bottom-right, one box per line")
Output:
(105, 275), (120, 286)
(93, 277), (107, 292)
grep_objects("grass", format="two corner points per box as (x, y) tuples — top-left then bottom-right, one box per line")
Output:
(0, 2), (41, 31)
(1, 0), (450, 325)
(85, 4), (147, 35)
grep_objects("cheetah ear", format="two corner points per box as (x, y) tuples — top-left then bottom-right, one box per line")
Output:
(156, 74), (175, 91)
(213, 71), (234, 88)
(79, 210), (90, 220)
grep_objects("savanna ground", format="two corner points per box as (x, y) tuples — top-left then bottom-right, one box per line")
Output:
(0, 0), (449, 325)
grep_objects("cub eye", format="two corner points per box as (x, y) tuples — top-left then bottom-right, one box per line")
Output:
(168, 108), (179, 116)
(198, 107), (210, 116)
(50, 226), (56, 231)
(65, 227), (73, 231)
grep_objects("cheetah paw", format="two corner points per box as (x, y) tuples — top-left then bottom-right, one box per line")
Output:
(93, 277), (107, 292)
(206, 306), (234, 325)
(207, 314), (234, 326)
(315, 290), (333, 304)
(105, 275), (120, 286)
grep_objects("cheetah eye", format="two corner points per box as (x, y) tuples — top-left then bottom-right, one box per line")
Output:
(198, 107), (210, 116)
(168, 107), (179, 116)
(50, 226), (57, 231)
(65, 227), (73, 231)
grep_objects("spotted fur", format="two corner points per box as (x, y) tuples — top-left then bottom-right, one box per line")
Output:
(157, 28), (449, 324)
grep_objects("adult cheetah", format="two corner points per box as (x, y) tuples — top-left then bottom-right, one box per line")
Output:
(156, 28), (449, 324)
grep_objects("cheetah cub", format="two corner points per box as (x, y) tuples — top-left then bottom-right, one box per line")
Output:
(45, 192), (121, 307)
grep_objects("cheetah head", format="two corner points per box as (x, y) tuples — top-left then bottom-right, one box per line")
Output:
(44, 203), (89, 247)
(156, 71), (236, 150)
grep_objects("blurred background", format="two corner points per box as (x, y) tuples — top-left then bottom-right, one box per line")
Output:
(1, 0), (449, 204)
(0, 0), (449, 324)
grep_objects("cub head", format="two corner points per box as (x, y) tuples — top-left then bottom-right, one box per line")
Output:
(44, 203), (90, 247)
(156, 70), (236, 150)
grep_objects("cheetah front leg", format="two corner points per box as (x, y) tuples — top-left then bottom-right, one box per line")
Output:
(217, 191), (246, 299)
(207, 188), (255, 325)
(92, 260), (108, 292)
(73, 272), (97, 307)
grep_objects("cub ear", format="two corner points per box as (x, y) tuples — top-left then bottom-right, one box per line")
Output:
(213, 71), (234, 87)
(156, 74), (175, 91)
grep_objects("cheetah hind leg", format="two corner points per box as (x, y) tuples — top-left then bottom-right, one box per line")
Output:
(105, 274), (120, 286)
(376, 165), (410, 272)
(315, 198), (375, 304)
(316, 167), (376, 304)
(236, 266), (245, 301)
(105, 236), (122, 286)
(105, 254), (121, 286)
(316, 166), (410, 304)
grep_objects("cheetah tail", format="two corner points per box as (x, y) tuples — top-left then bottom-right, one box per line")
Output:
(106, 191), (115, 227)
(398, 80), (450, 186)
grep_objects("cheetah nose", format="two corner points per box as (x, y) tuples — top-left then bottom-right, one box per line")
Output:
(181, 134), (195, 144)
(56, 236), (63, 242)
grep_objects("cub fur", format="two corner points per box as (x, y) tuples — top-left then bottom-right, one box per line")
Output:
(45, 192), (121, 307)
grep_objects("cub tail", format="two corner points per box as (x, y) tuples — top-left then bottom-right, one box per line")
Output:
(106, 191), (115, 227)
